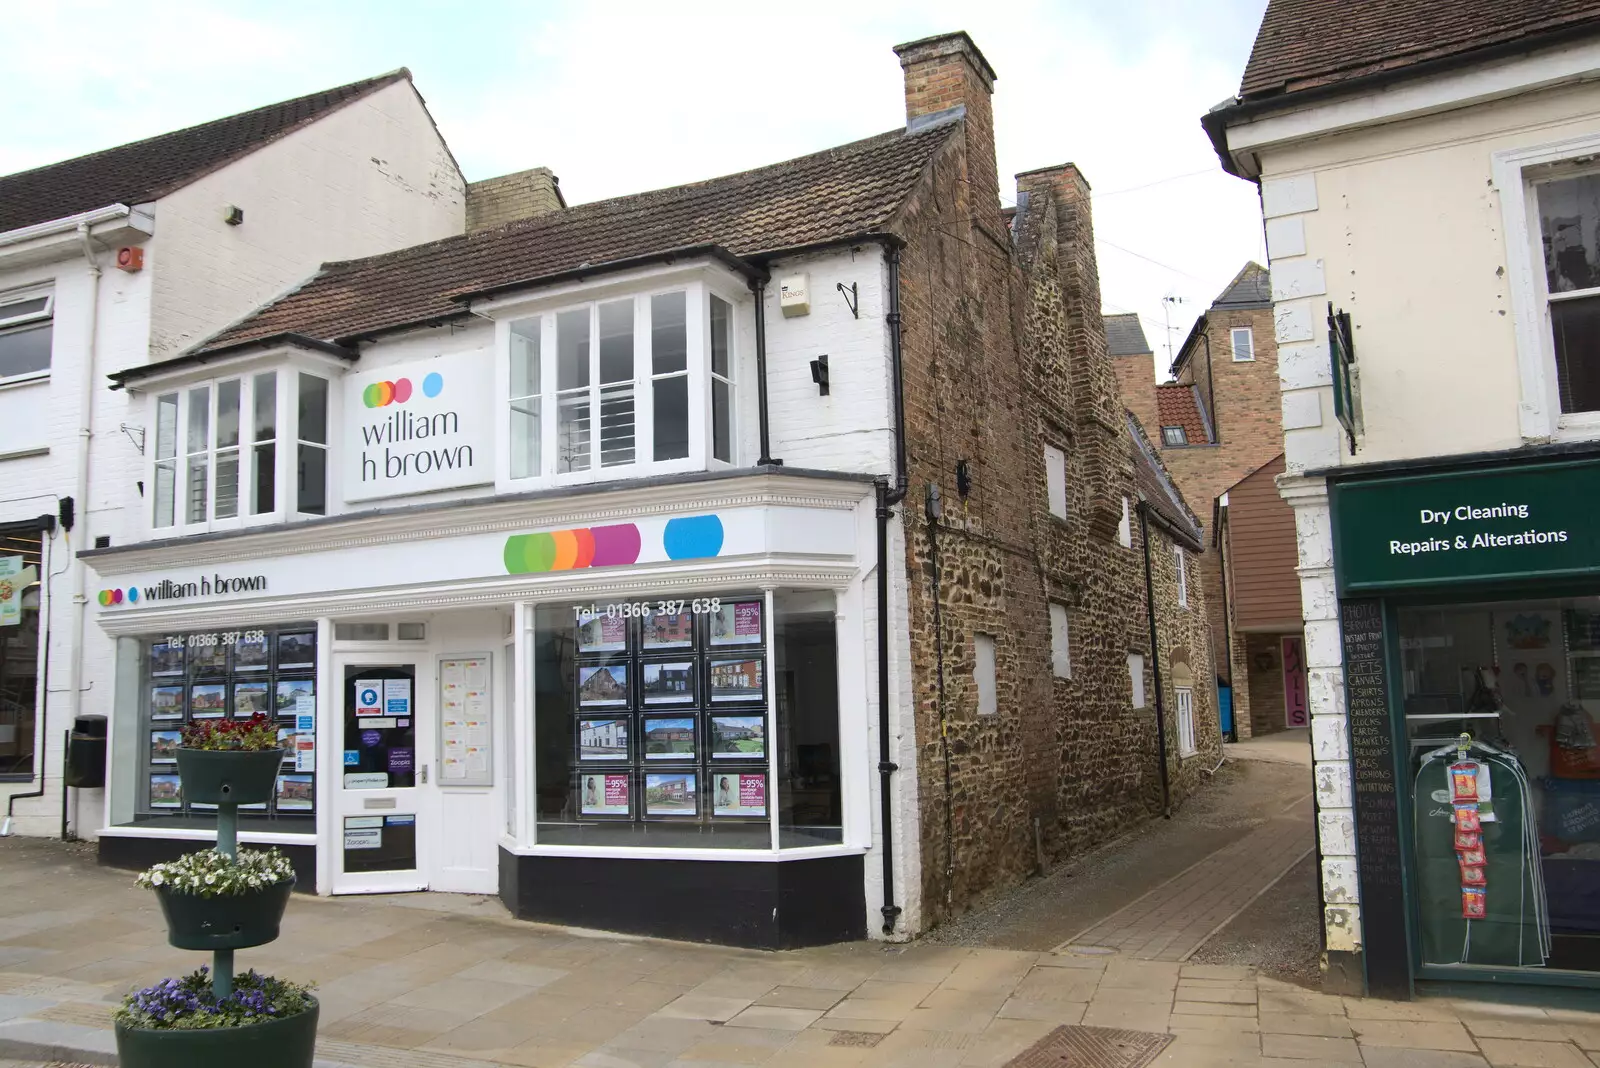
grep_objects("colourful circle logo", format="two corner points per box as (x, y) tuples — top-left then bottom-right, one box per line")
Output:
(364, 373), (442, 408)
(97, 588), (139, 606)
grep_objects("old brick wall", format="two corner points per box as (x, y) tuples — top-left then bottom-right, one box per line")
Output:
(891, 130), (1164, 924)
(1246, 632), (1290, 737)
(465, 167), (564, 232)
(1144, 517), (1222, 804)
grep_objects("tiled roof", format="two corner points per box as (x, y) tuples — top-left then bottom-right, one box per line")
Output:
(1155, 384), (1210, 445)
(1213, 262), (1271, 309)
(1126, 413), (1203, 550)
(0, 71), (410, 235)
(194, 122), (958, 354)
(1105, 313), (1152, 356)
(1239, 0), (1600, 101)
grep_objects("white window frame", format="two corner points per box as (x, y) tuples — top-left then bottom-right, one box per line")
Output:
(1495, 132), (1600, 441)
(1230, 326), (1254, 362)
(1175, 545), (1188, 608)
(499, 281), (736, 488)
(975, 633), (997, 715)
(1160, 425), (1187, 446)
(0, 286), (54, 385)
(1175, 686), (1196, 756)
(1049, 603), (1071, 679)
(147, 365), (332, 536)
(1043, 444), (1067, 519)
(1128, 653), (1146, 709)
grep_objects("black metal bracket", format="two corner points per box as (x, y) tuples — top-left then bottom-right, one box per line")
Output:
(810, 355), (830, 396)
(878, 761), (899, 773)
(837, 281), (859, 319)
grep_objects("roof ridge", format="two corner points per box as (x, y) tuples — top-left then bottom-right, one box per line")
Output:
(0, 69), (410, 184)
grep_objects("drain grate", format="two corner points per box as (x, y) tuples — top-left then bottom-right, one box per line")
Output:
(828, 1030), (887, 1048)
(1004, 1025), (1172, 1068)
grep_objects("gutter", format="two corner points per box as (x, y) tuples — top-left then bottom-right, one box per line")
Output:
(1203, 18), (1600, 178)
(0, 204), (132, 251)
(110, 333), (358, 390)
(452, 244), (769, 306)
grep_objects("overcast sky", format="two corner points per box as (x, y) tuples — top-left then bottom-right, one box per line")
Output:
(1, 0), (1268, 378)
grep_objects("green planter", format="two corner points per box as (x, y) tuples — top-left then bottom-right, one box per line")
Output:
(156, 877), (295, 950)
(176, 748), (284, 805)
(115, 998), (318, 1068)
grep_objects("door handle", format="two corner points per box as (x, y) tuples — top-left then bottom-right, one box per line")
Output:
(420, 765), (428, 784)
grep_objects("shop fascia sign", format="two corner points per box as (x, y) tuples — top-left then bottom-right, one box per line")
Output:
(98, 571), (269, 608)
(343, 350), (493, 504)
(1330, 457), (1600, 593)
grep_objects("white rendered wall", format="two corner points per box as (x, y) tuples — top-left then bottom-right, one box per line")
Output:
(148, 79), (464, 360)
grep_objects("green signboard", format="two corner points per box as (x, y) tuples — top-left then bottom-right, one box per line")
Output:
(1330, 458), (1600, 593)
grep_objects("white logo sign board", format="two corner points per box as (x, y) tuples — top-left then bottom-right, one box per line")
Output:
(343, 351), (493, 503)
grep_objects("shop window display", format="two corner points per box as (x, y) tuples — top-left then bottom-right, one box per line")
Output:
(133, 625), (318, 829)
(534, 591), (841, 848)
(1400, 596), (1600, 972)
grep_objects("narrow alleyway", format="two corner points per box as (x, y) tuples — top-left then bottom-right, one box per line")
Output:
(928, 748), (1317, 979)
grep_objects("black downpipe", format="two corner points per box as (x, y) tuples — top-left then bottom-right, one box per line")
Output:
(1201, 330), (1218, 443)
(1139, 504), (1173, 819)
(1216, 513), (1238, 743)
(751, 280), (780, 467)
(875, 242), (907, 934)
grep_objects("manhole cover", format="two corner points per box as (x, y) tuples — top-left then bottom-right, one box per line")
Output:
(1004, 1025), (1172, 1068)
(829, 1030), (887, 1048)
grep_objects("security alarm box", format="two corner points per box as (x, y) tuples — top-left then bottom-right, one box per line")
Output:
(779, 274), (810, 317)
(115, 246), (144, 272)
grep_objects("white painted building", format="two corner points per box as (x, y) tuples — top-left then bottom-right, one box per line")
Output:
(1209, 4), (1600, 997)
(0, 70), (466, 838)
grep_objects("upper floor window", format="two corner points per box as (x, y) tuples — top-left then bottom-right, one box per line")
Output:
(1230, 326), (1254, 362)
(1537, 172), (1600, 415)
(505, 288), (735, 484)
(1161, 426), (1188, 446)
(152, 370), (327, 532)
(0, 288), (52, 382)
(1175, 545), (1188, 607)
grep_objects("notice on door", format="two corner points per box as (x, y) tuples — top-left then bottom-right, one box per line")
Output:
(383, 679), (412, 717)
(355, 681), (383, 717)
(439, 655), (492, 787)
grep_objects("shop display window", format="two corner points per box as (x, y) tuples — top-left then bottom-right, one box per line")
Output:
(534, 591), (841, 849)
(130, 624), (319, 830)
(0, 530), (42, 780)
(1400, 595), (1600, 973)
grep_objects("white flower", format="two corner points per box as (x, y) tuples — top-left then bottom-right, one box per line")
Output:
(151, 872), (164, 886)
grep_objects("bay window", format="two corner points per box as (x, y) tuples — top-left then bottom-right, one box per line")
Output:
(151, 370), (329, 532)
(507, 287), (737, 483)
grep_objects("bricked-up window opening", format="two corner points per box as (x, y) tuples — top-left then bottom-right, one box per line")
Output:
(1537, 173), (1600, 413)
(0, 288), (52, 380)
(1128, 653), (1146, 709)
(1175, 546), (1188, 607)
(1043, 445), (1067, 518)
(1118, 497), (1132, 548)
(1230, 326), (1255, 362)
(1049, 604), (1071, 679)
(1161, 426), (1188, 446)
(1175, 686), (1196, 755)
(531, 592), (840, 849)
(975, 633), (998, 715)
(0, 530), (42, 780)
(122, 624), (319, 832)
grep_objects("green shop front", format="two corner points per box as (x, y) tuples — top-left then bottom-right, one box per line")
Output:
(1330, 450), (1600, 995)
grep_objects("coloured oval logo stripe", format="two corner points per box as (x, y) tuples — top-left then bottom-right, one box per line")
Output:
(97, 588), (138, 606)
(504, 515), (724, 574)
(364, 371), (444, 408)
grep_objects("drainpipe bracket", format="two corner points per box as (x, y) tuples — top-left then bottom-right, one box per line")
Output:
(877, 761), (900, 774)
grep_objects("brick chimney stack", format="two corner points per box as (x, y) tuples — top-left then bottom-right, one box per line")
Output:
(893, 31), (1003, 237)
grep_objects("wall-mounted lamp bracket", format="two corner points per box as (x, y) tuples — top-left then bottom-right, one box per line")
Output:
(120, 424), (146, 454)
(809, 354), (830, 396)
(836, 281), (859, 319)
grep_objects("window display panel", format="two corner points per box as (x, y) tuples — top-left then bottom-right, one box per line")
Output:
(774, 591), (842, 845)
(534, 597), (774, 848)
(1400, 595), (1600, 973)
(127, 624), (318, 831)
